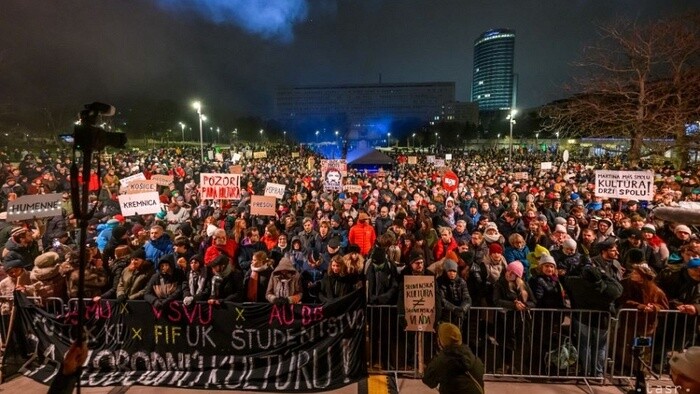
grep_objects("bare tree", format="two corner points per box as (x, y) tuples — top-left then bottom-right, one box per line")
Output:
(540, 13), (700, 166)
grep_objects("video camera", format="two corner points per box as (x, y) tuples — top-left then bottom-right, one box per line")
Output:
(66, 102), (126, 151)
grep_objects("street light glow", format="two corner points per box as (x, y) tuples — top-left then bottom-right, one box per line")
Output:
(192, 101), (201, 111)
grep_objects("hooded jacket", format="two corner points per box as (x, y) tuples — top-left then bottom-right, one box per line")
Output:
(182, 255), (212, 302)
(117, 262), (155, 300)
(144, 257), (184, 304)
(422, 344), (485, 394)
(265, 257), (302, 303)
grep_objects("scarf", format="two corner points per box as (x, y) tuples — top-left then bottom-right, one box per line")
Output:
(188, 268), (206, 297)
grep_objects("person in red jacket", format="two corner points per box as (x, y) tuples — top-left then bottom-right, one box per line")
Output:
(433, 226), (458, 261)
(348, 211), (376, 257)
(204, 228), (238, 267)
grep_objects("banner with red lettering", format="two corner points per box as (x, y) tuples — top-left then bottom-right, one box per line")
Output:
(12, 291), (366, 391)
(200, 173), (241, 200)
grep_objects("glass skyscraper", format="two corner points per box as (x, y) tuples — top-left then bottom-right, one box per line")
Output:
(471, 28), (516, 112)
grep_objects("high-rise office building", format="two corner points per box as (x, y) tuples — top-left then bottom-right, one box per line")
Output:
(471, 28), (516, 112)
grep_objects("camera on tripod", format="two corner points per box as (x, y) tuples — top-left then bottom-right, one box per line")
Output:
(65, 102), (126, 151)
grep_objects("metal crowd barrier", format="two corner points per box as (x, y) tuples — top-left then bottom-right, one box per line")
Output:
(609, 308), (700, 380)
(367, 305), (699, 383)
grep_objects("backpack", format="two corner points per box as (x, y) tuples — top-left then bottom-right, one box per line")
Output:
(545, 336), (579, 369)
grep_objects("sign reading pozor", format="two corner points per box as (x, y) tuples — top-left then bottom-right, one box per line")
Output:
(200, 173), (241, 200)
(594, 170), (654, 200)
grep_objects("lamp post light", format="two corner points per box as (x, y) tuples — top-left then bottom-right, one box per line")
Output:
(387, 132), (391, 148)
(259, 129), (264, 141)
(283, 130), (287, 143)
(216, 127), (220, 144)
(192, 101), (204, 162)
(435, 132), (438, 148)
(233, 128), (238, 144)
(315, 130), (319, 143)
(412, 133), (416, 148)
(178, 122), (186, 142)
(507, 109), (517, 162)
(555, 131), (560, 143)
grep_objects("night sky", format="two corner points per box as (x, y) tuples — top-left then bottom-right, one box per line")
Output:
(1, 0), (698, 118)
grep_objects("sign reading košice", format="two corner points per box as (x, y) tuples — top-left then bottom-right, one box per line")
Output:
(118, 192), (162, 216)
(403, 276), (435, 333)
(14, 291), (366, 391)
(127, 180), (158, 194)
(594, 170), (654, 200)
(7, 193), (62, 221)
(119, 172), (146, 187)
(200, 173), (241, 200)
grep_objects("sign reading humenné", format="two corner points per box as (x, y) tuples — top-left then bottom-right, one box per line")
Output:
(13, 291), (367, 391)
(199, 173), (241, 200)
(7, 193), (62, 221)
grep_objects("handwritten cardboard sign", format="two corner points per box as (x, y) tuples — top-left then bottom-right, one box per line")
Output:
(250, 195), (276, 216)
(127, 180), (158, 194)
(264, 182), (286, 199)
(151, 174), (173, 186)
(403, 276), (435, 333)
(199, 173), (241, 200)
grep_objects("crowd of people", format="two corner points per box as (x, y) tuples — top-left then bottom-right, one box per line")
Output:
(0, 142), (699, 388)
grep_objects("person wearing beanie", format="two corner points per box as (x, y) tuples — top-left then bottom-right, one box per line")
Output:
(640, 223), (670, 267)
(3, 226), (39, 270)
(483, 240), (508, 303)
(614, 263), (669, 372)
(437, 259), (471, 324)
(668, 224), (693, 259)
(619, 228), (660, 272)
(423, 322), (485, 394)
(528, 253), (567, 374)
(182, 254), (211, 305)
(95, 245), (132, 302)
(206, 253), (244, 304)
(669, 347), (700, 393)
(493, 260), (535, 371)
(657, 257), (700, 318)
(29, 251), (65, 300)
(144, 255), (185, 309)
(0, 257), (34, 313)
(116, 247), (155, 303)
(483, 222), (504, 245)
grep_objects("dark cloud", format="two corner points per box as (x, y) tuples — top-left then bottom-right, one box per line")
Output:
(0, 0), (697, 118)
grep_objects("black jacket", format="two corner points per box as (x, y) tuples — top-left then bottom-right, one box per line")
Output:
(319, 272), (357, 303)
(563, 267), (623, 327)
(529, 274), (566, 309)
(422, 344), (485, 394)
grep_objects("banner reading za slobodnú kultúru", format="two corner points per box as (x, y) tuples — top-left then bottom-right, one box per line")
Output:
(14, 291), (366, 391)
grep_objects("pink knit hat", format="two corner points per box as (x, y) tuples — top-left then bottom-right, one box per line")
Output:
(507, 261), (524, 278)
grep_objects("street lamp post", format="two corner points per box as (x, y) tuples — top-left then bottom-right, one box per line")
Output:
(434, 132), (438, 149)
(192, 101), (204, 162)
(283, 130), (287, 143)
(412, 133), (416, 148)
(387, 132), (391, 148)
(315, 130), (319, 143)
(216, 127), (220, 144)
(507, 109), (517, 162)
(178, 122), (186, 142)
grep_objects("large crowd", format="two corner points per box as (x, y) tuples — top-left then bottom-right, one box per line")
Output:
(0, 143), (699, 386)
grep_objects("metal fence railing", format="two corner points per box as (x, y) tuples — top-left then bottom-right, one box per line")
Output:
(609, 308), (699, 380)
(367, 305), (700, 383)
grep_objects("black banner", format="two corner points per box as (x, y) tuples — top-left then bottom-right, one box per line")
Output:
(13, 291), (366, 391)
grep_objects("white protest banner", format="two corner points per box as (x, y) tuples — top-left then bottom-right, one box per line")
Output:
(679, 201), (700, 210)
(253, 151), (267, 159)
(513, 172), (529, 180)
(200, 173), (241, 200)
(540, 162), (553, 170)
(445, 153), (452, 161)
(344, 184), (362, 194)
(291, 152), (300, 158)
(407, 156), (417, 165)
(207, 151), (214, 160)
(232, 153), (241, 162)
(119, 172), (146, 187)
(151, 174), (173, 187)
(215, 153), (223, 162)
(403, 276), (436, 333)
(426, 155), (435, 164)
(7, 193), (62, 221)
(563, 150), (570, 163)
(434, 159), (445, 168)
(127, 180), (158, 194)
(118, 192), (161, 217)
(250, 195), (276, 216)
(264, 182), (286, 199)
(594, 170), (655, 200)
